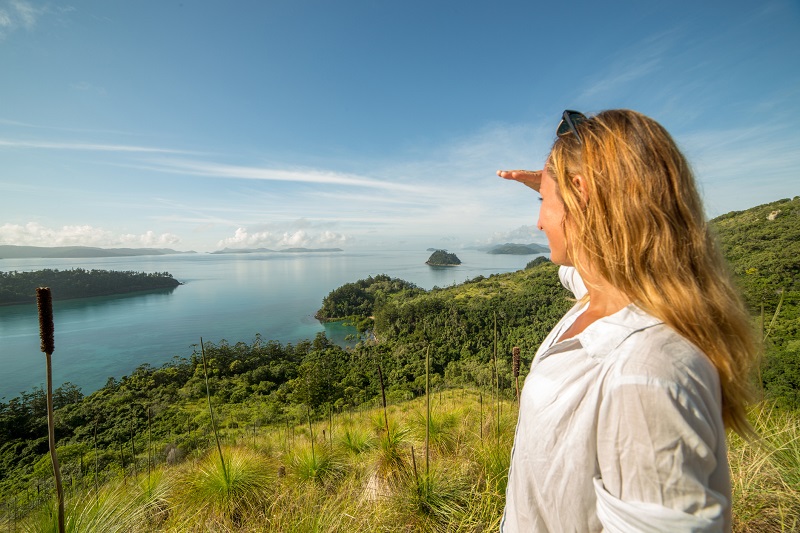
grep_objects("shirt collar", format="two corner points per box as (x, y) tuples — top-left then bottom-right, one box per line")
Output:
(576, 304), (663, 359)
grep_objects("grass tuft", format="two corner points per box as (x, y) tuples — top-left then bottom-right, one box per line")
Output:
(170, 446), (273, 527)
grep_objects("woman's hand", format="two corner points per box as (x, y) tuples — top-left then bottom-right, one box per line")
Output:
(497, 169), (543, 192)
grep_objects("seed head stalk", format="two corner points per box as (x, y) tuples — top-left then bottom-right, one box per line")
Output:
(37, 287), (65, 533)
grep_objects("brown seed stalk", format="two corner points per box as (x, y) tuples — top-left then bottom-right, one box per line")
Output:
(36, 287), (55, 354)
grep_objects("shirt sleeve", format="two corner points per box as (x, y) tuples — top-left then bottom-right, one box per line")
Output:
(594, 368), (729, 532)
(558, 265), (588, 299)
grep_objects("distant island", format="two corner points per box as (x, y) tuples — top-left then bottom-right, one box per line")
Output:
(0, 245), (193, 259)
(0, 268), (182, 306)
(486, 243), (550, 255)
(211, 247), (275, 254)
(426, 249), (461, 266)
(211, 247), (343, 254)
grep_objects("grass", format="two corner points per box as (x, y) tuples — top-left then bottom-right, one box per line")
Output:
(729, 403), (800, 532)
(6, 391), (799, 532)
(168, 446), (274, 528)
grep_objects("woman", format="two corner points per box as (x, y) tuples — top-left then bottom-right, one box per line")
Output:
(497, 109), (757, 532)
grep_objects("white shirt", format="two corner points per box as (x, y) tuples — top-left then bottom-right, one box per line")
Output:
(501, 266), (730, 532)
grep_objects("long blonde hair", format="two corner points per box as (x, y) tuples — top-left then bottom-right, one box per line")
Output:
(548, 109), (758, 437)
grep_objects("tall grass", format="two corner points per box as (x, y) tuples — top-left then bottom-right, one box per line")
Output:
(22, 474), (163, 533)
(169, 446), (273, 528)
(289, 443), (347, 487)
(10, 391), (799, 531)
(393, 465), (470, 527)
(729, 402), (800, 532)
(411, 410), (459, 455)
(338, 425), (377, 456)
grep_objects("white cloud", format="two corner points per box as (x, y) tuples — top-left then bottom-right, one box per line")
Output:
(0, 0), (42, 38)
(0, 222), (181, 248)
(677, 123), (800, 215)
(217, 226), (349, 250)
(0, 138), (189, 154)
(147, 158), (427, 193)
(11, 0), (37, 28)
(486, 225), (541, 244)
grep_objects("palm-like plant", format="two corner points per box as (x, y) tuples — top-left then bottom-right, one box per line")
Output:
(171, 446), (273, 527)
(411, 410), (459, 455)
(289, 443), (346, 487)
(394, 465), (469, 528)
(338, 425), (377, 455)
(373, 423), (411, 483)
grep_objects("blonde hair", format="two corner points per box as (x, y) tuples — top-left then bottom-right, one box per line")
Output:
(547, 109), (758, 437)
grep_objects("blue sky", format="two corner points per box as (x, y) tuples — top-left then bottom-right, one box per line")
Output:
(0, 0), (798, 252)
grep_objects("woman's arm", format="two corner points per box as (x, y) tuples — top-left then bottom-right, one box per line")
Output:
(594, 337), (730, 532)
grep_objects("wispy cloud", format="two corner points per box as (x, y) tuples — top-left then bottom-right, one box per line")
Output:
(0, 138), (191, 154)
(0, 0), (43, 38)
(577, 28), (682, 102)
(145, 158), (428, 193)
(679, 123), (800, 214)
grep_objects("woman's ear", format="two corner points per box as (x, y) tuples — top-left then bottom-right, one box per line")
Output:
(571, 174), (589, 205)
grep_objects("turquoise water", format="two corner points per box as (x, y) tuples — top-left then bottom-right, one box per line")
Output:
(0, 250), (539, 400)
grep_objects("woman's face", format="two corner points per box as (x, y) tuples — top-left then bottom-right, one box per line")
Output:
(537, 167), (570, 266)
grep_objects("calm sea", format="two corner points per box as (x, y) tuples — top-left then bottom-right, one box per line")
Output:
(0, 249), (540, 401)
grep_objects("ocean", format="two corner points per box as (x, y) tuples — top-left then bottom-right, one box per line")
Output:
(0, 249), (541, 401)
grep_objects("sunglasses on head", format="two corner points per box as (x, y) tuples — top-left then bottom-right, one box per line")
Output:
(556, 110), (588, 145)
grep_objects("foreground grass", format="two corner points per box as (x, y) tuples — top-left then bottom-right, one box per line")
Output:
(729, 404), (800, 533)
(7, 391), (799, 532)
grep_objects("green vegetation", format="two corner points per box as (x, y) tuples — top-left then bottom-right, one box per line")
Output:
(315, 274), (422, 329)
(0, 197), (798, 530)
(486, 243), (549, 255)
(714, 197), (800, 410)
(425, 250), (461, 266)
(0, 269), (181, 306)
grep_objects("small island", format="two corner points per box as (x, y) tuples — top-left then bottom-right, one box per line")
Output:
(426, 249), (461, 266)
(0, 269), (182, 306)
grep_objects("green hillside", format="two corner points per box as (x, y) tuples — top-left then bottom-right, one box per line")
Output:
(0, 198), (797, 530)
(712, 197), (800, 409)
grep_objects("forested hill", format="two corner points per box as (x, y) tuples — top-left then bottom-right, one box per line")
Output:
(0, 245), (190, 258)
(712, 197), (800, 308)
(0, 269), (181, 305)
(710, 197), (800, 408)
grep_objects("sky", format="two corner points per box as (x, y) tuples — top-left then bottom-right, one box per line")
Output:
(0, 0), (798, 253)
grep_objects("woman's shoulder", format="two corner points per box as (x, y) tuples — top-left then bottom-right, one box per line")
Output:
(603, 315), (721, 403)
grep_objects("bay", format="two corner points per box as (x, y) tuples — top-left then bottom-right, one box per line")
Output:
(0, 249), (541, 400)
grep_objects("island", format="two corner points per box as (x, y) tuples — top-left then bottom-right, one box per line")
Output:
(0, 269), (182, 306)
(486, 243), (550, 255)
(426, 249), (461, 266)
(0, 245), (193, 259)
(210, 247), (275, 254)
(211, 247), (343, 254)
